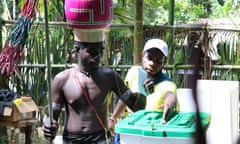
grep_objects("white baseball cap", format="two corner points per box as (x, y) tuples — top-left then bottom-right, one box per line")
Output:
(143, 39), (168, 56)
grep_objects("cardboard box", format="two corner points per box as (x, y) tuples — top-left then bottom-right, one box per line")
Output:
(0, 96), (38, 121)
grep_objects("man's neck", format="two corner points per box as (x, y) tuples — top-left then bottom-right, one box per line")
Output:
(78, 66), (97, 77)
(149, 70), (162, 78)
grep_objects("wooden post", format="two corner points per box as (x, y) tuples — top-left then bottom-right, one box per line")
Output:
(134, 0), (143, 65)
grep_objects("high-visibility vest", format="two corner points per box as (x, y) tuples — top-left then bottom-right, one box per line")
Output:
(125, 66), (179, 111)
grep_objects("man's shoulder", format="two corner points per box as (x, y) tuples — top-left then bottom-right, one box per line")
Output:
(54, 67), (75, 79)
(97, 67), (119, 78)
(60, 67), (75, 74)
(155, 80), (177, 92)
(98, 66), (115, 73)
(128, 65), (145, 73)
(125, 65), (147, 84)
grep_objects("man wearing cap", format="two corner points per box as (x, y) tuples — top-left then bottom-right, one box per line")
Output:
(113, 38), (179, 144)
(125, 38), (179, 123)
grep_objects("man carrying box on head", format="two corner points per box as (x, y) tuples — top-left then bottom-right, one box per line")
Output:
(43, 0), (145, 143)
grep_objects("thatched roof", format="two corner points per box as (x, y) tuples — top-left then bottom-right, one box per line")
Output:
(194, 18), (240, 28)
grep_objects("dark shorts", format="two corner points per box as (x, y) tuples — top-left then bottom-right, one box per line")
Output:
(62, 130), (112, 144)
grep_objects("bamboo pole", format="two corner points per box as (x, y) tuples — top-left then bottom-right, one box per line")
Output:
(133, 0), (143, 65)
(203, 26), (211, 79)
(167, 0), (175, 64)
(43, 0), (53, 134)
(3, 20), (240, 32)
(17, 63), (240, 71)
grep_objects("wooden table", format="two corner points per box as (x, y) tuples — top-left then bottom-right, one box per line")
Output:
(0, 118), (38, 144)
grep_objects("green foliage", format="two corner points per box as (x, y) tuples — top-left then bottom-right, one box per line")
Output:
(210, 31), (240, 81)
(112, 7), (134, 24)
(174, 47), (185, 67)
(109, 28), (133, 65)
(0, 1), (3, 15)
(214, 32), (239, 65)
(6, 22), (70, 106)
(113, 0), (134, 24)
(175, 1), (205, 23)
(1, 0), (240, 106)
(35, 0), (64, 21)
(210, 0), (239, 18)
(0, 136), (8, 144)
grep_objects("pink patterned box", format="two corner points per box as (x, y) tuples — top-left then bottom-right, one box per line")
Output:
(65, 0), (113, 29)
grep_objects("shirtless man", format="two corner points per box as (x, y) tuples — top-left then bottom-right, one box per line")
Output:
(43, 40), (131, 144)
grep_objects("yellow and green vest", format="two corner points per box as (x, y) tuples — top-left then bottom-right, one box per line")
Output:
(125, 66), (179, 111)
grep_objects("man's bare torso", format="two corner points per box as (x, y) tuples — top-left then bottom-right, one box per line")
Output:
(55, 66), (118, 133)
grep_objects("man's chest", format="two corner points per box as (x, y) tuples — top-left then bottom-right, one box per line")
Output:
(63, 75), (111, 106)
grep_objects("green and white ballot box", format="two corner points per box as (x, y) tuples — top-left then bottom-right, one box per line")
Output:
(115, 110), (210, 144)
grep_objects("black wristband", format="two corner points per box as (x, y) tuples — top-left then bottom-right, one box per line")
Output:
(120, 89), (131, 102)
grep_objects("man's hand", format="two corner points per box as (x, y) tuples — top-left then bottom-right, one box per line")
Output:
(108, 117), (116, 137)
(159, 92), (177, 124)
(143, 77), (154, 94)
(43, 116), (59, 141)
(160, 103), (170, 124)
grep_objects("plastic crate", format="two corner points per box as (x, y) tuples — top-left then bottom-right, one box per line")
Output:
(115, 110), (210, 144)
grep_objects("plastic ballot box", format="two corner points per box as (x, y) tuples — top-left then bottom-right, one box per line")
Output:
(177, 80), (239, 144)
(115, 110), (210, 144)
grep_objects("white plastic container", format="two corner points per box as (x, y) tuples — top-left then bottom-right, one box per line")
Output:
(119, 134), (194, 144)
(177, 80), (239, 144)
(197, 80), (239, 144)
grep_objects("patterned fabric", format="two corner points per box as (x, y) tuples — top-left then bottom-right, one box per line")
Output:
(0, 89), (20, 115)
(65, 0), (113, 29)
